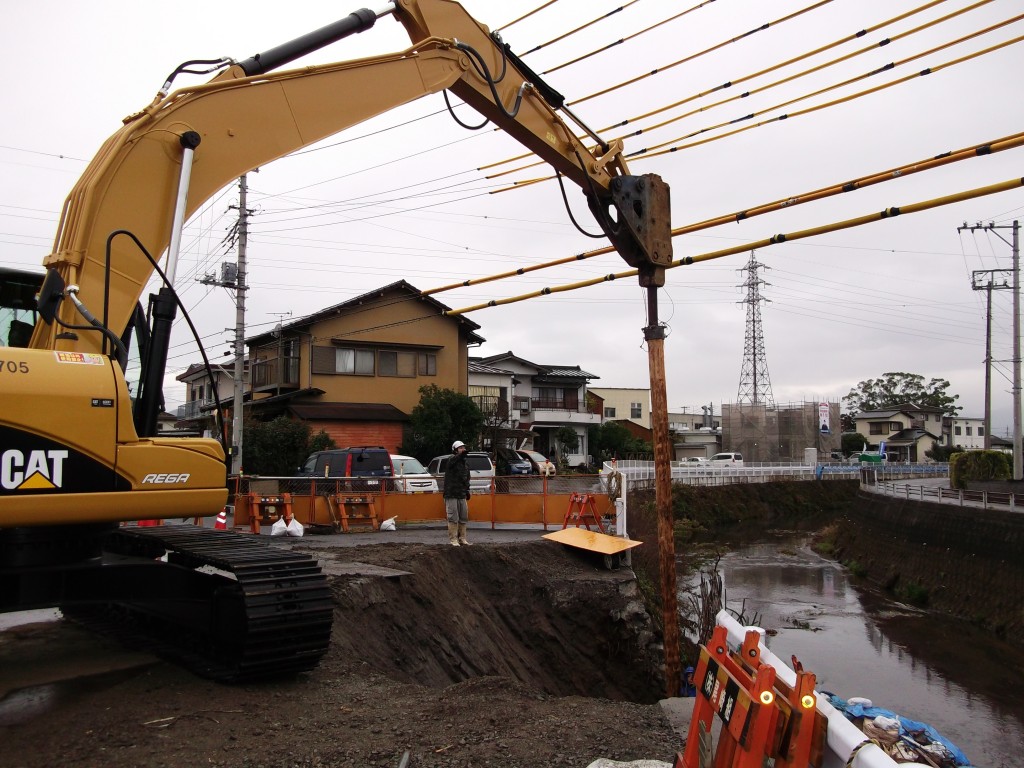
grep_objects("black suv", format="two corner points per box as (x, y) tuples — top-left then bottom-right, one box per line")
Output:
(300, 447), (394, 491)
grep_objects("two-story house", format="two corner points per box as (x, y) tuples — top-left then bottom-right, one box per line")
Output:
(853, 403), (943, 462)
(176, 360), (247, 438)
(471, 351), (600, 465)
(943, 416), (986, 450)
(241, 281), (483, 452)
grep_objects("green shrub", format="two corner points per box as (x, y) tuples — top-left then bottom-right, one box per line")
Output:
(949, 449), (1011, 489)
(900, 582), (929, 607)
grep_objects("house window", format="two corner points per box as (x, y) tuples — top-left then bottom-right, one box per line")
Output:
(336, 347), (375, 375)
(604, 407), (616, 418)
(954, 426), (962, 436)
(965, 426), (972, 436)
(869, 423), (886, 435)
(418, 353), (436, 376)
(631, 402), (642, 418)
(979, 426), (985, 436)
(379, 350), (416, 377)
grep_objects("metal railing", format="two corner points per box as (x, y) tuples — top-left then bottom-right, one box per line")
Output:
(865, 477), (1020, 513)
(235, 473), (611, 498)
(605, 460), (949, 488)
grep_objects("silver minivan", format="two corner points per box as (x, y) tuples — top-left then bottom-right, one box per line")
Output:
(709, 452), (744, 466)
(426, 452), (496, 493)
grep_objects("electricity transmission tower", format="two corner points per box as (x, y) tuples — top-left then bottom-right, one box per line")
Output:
(736, 251), (775, 407)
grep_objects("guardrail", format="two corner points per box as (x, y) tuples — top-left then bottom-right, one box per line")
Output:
(866, 478), (1020, 512)
(606, 460), (948, 489)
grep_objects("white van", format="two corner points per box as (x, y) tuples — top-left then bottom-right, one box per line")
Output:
(709, 452), (744, 466)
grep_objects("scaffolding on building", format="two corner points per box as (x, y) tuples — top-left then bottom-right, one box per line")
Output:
(722, 400), (840, 462)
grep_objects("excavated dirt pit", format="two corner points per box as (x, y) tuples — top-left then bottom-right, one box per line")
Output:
(0, 539), (681, 768)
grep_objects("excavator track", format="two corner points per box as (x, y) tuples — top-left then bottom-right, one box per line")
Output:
(66, 526), (334, 683)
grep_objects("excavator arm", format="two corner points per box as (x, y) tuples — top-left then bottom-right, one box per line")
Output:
(36, 0), (670, 359)
(0, 0), (672, 683)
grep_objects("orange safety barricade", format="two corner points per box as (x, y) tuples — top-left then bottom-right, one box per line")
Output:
(328, 494), (379, 532)
(562, 492), (604, 532)
(675, 625), (824, 768)
(244, 492), (294, 534)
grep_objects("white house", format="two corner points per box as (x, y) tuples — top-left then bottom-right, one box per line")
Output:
(944, 416), (986, 450)
(471, 352), (601, 466)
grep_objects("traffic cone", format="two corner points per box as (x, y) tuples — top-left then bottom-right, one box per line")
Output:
(214, 507), (228, 530)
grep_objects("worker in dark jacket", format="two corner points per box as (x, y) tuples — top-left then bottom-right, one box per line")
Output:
(443, 440), (472, 546)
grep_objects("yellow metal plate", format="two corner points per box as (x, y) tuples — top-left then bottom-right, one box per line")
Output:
(543, 528), (642, 555)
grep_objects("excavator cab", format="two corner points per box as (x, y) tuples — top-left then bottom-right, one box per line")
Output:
(0, 266), (43, 348)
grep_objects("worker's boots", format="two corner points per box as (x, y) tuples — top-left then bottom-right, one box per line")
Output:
(458, 523), (471, 546)
(447, 522), (461, 546)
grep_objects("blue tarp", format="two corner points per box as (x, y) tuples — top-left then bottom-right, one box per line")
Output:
(825, 694), (973, 767)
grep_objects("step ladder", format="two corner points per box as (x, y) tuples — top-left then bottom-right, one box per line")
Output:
(562, 492), (605, 533)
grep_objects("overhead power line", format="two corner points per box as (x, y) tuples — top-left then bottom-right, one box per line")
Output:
(442, 176), (1024, 315)
(568, 0), (836, 106)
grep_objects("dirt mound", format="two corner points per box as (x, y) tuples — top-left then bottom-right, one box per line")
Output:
(0, 540), (680, 768)
(322, 541), (665, 701)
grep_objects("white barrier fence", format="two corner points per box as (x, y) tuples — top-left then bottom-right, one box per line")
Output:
(867, 478), (1020, 513)
(607, 460), (949, 489)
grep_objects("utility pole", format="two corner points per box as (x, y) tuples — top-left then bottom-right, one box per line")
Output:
(970, 269), (1011, 449)
(201, 175), (250, 476)
(960, 221), (1020, 476)
(232, 175), (249, 476)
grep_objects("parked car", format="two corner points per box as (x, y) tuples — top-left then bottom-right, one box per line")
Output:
(390, 454), (439, 493)
(427, 452), (495, 493)
(709, 452), (744, 466)
(300, 447), (394, 490)
(494, 446), (532, 475)
(681, 456), (708, 464)
(516, 449), (556, 476)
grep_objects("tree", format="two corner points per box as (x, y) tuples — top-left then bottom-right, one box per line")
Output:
(841, 432), (868, 456)
(842, 372), (961, 417)
(243, 416), (318, 476)
(309, 429), (336, 454)
(587, 422), (652, 464)
(403, 384), (485, 463)
(926, 444), (960, 462)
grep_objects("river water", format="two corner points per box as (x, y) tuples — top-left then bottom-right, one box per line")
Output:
(692, 538), (1024, 768)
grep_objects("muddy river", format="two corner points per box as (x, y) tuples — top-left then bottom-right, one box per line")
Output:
(698, 538), (1024, 768)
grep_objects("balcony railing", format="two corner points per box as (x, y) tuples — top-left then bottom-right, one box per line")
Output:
(514, 397), (588, 414)
(252, 355), (301, 389)
(177, 397), (218, 420)
(471, 395), (509, 420)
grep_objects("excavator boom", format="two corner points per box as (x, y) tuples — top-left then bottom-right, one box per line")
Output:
(0, 0), (671, 682)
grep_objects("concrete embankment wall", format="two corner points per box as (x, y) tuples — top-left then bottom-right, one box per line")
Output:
(833, 491), (1024, 642)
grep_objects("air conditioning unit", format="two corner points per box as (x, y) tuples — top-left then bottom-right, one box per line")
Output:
(520, 406), (530, 415)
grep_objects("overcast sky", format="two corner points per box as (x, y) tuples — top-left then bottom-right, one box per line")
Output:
(3, 0), (1023, 434)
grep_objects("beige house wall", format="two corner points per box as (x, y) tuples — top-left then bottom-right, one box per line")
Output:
(292, 296), (470, 413)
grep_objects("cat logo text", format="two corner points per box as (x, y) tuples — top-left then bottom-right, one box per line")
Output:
(1, 449), (69, 490)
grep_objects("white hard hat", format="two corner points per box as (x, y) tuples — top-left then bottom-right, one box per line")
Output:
(452, 440), (466, 451)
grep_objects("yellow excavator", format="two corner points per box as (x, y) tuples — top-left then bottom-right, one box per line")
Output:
(0, 0), (671, 680)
